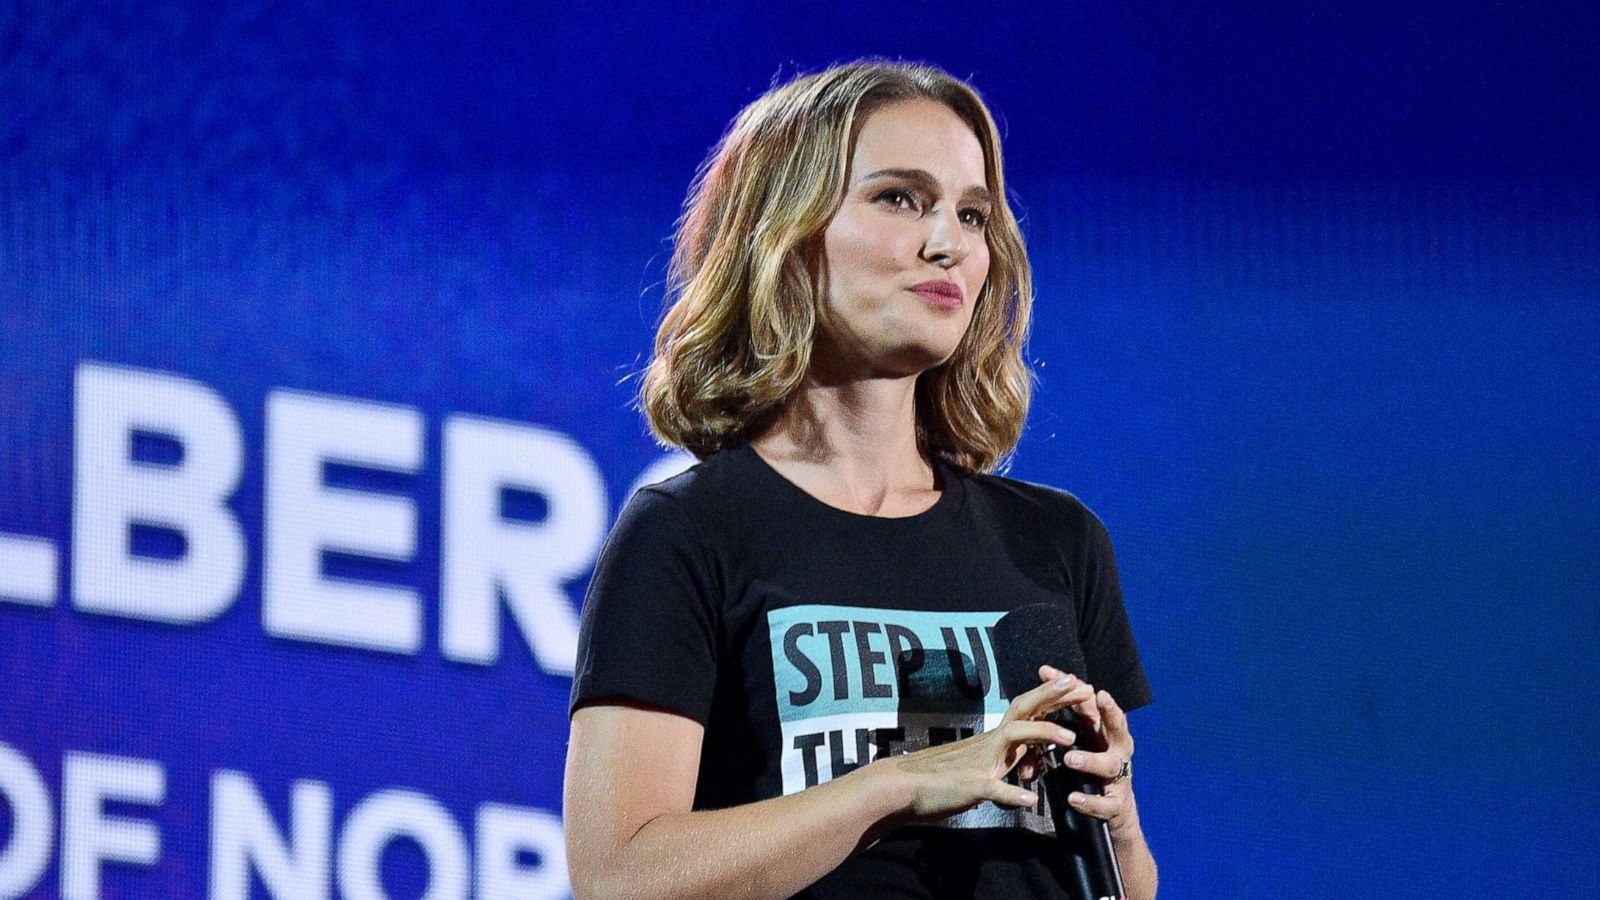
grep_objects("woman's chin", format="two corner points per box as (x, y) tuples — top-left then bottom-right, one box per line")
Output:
(870, 342), (962, 378)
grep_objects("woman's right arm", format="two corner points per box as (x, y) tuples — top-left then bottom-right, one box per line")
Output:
(564, 671), (1096, 900)
(565, 703), (904, 899)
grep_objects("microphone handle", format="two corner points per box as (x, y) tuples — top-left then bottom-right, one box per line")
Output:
(1041, 711), (1126, 900)
(1041, 764), (1126, 900)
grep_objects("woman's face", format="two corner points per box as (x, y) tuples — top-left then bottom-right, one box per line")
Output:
(816, 98), (993, 379)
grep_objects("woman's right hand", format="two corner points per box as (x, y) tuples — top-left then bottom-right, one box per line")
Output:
(876, 668), (1098, 820)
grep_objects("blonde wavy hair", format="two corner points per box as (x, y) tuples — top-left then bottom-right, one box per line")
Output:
(641, 60), (1033, 473)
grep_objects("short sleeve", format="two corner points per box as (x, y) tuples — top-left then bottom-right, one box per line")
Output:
(569, 486), (720, 724)
(1074, 507), (1153, 713)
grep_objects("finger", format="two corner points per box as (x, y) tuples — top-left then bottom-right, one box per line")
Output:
(997, 719), (1077, 755)
(1066, 789), (1122, 821)
(985, 778), (1040, 809)
(1006, 673), (1082, 721)
(1038, 666), (1095, 695)
(1016, 747), (1043, 782)
(1068, 683), (1102, 735)
(1027, 680), (1098, 720)
(1098, 690), (1131, 749)
(1057, 685), (1099, 720)
(1062, 748), (1127, 782)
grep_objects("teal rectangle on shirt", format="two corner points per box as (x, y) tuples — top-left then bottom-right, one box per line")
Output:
(766, 604), (1012, 723)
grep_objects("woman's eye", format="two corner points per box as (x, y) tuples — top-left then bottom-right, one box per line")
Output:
(876, 188), (922, 212)
(960, 207), (990, 229)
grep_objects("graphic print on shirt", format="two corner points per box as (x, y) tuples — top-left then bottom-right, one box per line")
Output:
(767, 603), (1055, 832)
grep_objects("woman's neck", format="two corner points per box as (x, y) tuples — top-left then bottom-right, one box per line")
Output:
(750, 374), (942, 517)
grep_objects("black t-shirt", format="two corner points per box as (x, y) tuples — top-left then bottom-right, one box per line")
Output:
(570, 444), (1152, 898)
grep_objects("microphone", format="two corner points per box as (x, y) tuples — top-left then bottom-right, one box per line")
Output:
(993, 603), (1126, 900)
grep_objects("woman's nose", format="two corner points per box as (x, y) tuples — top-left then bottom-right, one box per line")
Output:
(920, 208), (970, 269)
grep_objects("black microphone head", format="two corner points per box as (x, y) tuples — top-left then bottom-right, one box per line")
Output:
(993, 602), (1086, 701)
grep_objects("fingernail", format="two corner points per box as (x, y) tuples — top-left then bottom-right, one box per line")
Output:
(1057, 727), (1074, 743)
(1068, 792), (1085, 806)
(1020, 791), (1038, 805)
(1054, 675), (1074, 688)
(1067, 751), (1084, 766)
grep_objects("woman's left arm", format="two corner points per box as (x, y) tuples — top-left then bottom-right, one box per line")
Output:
(1045, 667), (1158, 900)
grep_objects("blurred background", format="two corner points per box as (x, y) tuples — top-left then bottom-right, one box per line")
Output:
(1, 2), (1596, 897)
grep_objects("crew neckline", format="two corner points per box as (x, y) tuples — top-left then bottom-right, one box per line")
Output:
(733, 443), (966, 534)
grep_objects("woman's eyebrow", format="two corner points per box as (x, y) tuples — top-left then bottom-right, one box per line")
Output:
(860, 168), (991, 205)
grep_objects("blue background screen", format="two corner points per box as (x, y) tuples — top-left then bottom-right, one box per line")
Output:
(1, 4), (1596, 897)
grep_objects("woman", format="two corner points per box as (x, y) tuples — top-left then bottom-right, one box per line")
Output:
(566, 60), (1156, 899)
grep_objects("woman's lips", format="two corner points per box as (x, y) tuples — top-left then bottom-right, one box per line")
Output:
(910, 280), (963, 309)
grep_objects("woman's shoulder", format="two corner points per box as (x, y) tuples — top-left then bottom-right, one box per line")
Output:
(623, 444), (767, 526)
(958, 466), (1109, 540)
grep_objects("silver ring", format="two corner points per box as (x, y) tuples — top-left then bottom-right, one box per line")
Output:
(1110, 758), (1131, 783)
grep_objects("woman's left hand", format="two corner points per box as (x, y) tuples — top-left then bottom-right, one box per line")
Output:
(1040, 665), (1144, 843)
